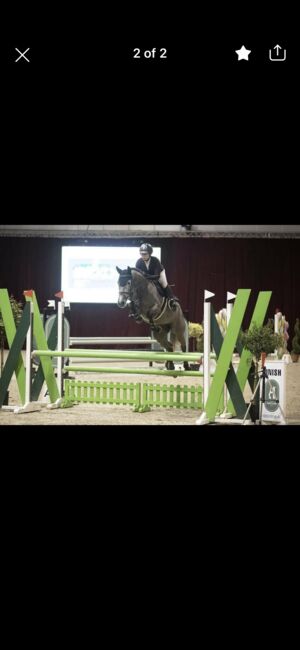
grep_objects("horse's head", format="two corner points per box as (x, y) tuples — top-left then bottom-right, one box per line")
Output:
(116, 266), (132, 308)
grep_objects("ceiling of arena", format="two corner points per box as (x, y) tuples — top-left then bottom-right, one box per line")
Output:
(0, 225), (299, 237)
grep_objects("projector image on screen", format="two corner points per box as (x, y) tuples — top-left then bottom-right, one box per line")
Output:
(61, 246), (161, 303)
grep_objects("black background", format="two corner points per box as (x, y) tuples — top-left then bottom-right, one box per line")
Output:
(2, 4), (295, 89)
(2, 4), (296, 220)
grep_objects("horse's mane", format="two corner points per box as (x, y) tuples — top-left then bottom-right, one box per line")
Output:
(131, 268), (161, 281)
(117, 267), (161, 293)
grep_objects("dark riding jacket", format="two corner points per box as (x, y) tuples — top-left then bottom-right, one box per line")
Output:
(135, 256), (164, 276)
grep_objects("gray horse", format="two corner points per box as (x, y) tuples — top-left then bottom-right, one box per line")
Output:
(116, 267), (188, 366)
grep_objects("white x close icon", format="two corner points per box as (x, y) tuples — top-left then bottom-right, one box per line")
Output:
(15, 47), (30, 63)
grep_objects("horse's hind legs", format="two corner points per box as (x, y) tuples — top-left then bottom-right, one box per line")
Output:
(152, 326), (174, 369)
(169, 329), (190, 371)
(180, 341), (190, 371)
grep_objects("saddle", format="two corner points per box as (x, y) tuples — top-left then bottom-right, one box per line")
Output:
(130, 269), (178, 320)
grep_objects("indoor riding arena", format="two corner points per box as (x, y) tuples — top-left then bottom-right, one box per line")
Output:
(0, 224), (299, 427)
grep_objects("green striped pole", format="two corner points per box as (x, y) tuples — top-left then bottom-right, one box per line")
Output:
(32, 349), (210, 362)
(63, 366), (204, 377)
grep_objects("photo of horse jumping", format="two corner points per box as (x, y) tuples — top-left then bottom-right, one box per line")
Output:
(116, 267), (188, 369)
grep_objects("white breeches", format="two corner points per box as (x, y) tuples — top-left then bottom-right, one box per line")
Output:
(159, 269), (168, 288)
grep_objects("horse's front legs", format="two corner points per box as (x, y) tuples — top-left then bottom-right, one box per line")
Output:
(152, 326), (173, 353)
(129, 291), (142, 318)
(147, 302), (161, 322)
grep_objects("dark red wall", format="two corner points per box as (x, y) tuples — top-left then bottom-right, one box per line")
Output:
(0, 236), (299, 348)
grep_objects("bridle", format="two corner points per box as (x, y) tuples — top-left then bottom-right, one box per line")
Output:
(118, 274), (132, 301)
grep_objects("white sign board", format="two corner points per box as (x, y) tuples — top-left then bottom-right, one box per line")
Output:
(261, 360), (287, 424)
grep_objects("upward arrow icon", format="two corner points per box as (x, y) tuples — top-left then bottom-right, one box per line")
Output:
(269, 45), (286, 62)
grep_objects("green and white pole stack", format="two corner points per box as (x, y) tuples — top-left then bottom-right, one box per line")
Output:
(57, 298), (64, 396)
(25, 301), (34, 406)
(203, 290), (215, 407)
(220, 291), (237, 419)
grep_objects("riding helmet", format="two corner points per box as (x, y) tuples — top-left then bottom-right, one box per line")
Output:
(139, 243), (153, 254)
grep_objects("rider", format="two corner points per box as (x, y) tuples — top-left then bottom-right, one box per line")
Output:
(130, 243), (179, 321)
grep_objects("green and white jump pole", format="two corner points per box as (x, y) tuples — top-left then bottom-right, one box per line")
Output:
(33, 349), (207, 362)
(203, 290), (214, 406)
(56, 298), (64, 397)
(24, 301), (34, 407)
(220, 291), (237, 419)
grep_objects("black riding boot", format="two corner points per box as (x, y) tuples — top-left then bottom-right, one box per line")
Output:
(164, 285), (179, 309)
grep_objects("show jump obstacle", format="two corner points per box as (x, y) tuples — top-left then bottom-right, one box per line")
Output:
(0, 289), (204, 414)
(196, 289), (273, 424)
(1, 287), (285, 422)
